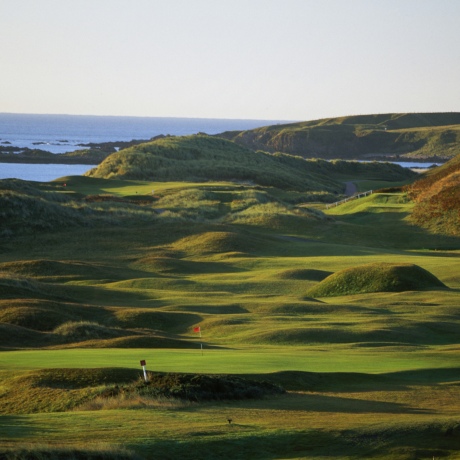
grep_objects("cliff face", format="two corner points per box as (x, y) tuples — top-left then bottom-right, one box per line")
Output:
(217, 113), (460, 161)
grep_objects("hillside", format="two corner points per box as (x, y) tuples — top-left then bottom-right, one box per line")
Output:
(217, 112), (460, 161)
(406, 153), (460, 236)
(85, 134), (340, 191)
(84, 134), (416, 192)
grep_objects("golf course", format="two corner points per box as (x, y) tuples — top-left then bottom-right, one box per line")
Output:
(0, 133), (459, 459)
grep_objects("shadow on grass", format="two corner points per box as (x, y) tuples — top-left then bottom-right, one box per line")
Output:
(0, 415), (46, 439)
(385, 366), (460, 384)
(331, 210), (460, 250)
(236, 392), (431, 415)
(247, 368), (460, 393)
(131, 420), (460, 459)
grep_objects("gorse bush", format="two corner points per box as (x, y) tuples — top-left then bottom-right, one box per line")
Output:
(94, 372), (285, 403)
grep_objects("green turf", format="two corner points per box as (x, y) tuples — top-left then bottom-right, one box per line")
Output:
(1, 170), (459, 460)
(0, 346), (458, 375)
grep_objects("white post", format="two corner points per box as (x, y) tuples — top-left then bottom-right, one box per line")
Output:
(140, 360), (149, 382)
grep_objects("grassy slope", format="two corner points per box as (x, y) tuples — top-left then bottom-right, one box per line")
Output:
(0, 168), (459, 459)
(406, 153), (460, 236)
(84, 134), (415, 191)
(218, 112), (460, 161)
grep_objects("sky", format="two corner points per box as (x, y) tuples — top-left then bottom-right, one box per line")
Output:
(1, 0), (459, 121)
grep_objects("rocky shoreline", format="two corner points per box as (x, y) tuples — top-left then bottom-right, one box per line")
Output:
(0, 136), (168, 165)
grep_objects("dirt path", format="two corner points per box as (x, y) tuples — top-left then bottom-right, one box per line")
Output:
(344, 181), (358, 196)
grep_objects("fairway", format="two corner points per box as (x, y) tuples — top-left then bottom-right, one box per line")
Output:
(0, 346), (457, 375)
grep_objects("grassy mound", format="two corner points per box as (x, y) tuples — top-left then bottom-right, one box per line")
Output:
(23, 367), (139, 388)
(110, 309), (201, 332)
(0, 368), (284, 415)
(306, 262), (447, 297)
(85, 134), (343, 192)
(0, 181), (86, 236)
(53, 321), (126, 342)
(108, 372), (285, 402)
(0, 368), (140, 414)
(0, 304), (76, 331)
(171, 230), (270, 255)
(0, 259), (124, 282)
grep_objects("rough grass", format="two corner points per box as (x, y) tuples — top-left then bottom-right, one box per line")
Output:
(219, 112), (460, 161)
(406, 154), (460, 236)
(84, 134), (344, 192)
(169, 230), (273, 255)
(0, 368), (284, 415)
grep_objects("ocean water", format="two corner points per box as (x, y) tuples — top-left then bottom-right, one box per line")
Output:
(0, 159), (437, 183)
(0, 113), (285, 154)
(0, 163), (94, 182)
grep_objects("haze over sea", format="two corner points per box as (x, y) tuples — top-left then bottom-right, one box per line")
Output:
(0, 113), (287, 181)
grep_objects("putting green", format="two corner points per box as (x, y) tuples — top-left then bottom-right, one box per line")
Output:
(0, 346), (456, 375)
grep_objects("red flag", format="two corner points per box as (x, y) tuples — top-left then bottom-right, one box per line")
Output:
(193, 327), (201, 333)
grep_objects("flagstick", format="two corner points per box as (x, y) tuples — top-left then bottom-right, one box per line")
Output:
(194, 327), (203, 354)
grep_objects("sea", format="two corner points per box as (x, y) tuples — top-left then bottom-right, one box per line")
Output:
(0, 113), (288, 181)
(0, 113), (441, 182)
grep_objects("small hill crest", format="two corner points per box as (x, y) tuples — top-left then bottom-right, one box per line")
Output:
(306, 262), (447, 297)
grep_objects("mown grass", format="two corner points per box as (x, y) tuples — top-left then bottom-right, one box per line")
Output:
(1, 346), (458, 375)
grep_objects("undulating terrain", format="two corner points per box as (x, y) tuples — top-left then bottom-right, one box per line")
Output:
(3, 112), (460, 165)
(219, 112), (460, 161)
(0, 134), (459, 459)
